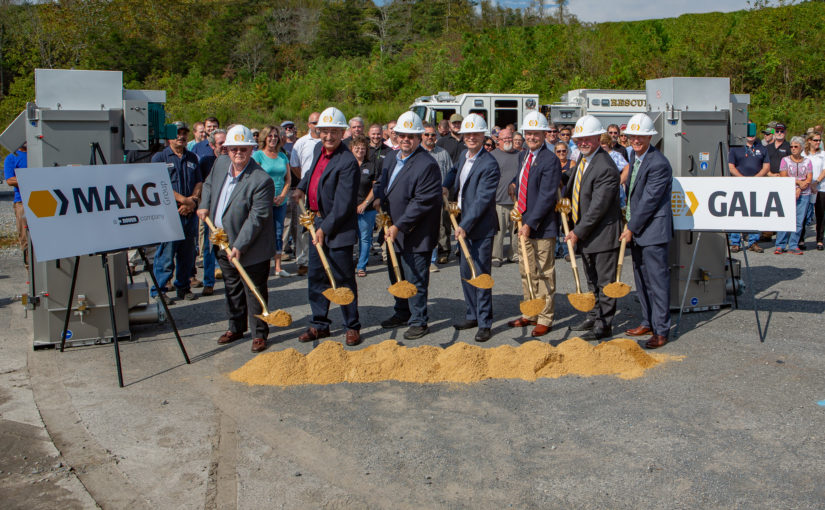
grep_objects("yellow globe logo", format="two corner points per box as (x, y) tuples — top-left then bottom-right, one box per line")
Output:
(466, 121), (474, 129)
(403, 121), (413, 129)
(234, 133), (244, 141)
(323, 115), (332, 123)
(529, 119), (538, 127)
(575, 125), (583, 133)
(671, 191), (688, 216)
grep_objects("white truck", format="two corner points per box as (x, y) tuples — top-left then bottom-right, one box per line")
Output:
(546, 89), (647, 127)
(409, 92), (539, 131)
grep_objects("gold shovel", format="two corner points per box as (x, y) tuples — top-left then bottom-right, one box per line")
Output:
(203, 217), (292, 327)
(297, 206), (355, 306)
(375, 211), (417, 299)
(510, 208), (546, 317)
(555, 198), (597, 312)
(603, 227), (632, 298)
(445, 202), (495, 289)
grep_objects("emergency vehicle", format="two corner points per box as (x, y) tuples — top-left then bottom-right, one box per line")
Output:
(546, 89), (647, 127)
(409, 92), (539, 131)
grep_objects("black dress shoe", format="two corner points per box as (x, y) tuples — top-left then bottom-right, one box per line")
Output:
(404, 325), (429, 340)
(571, 319), (595, 331)
(580, 327), (612, 341)
(475, 328), (492, 342)
(381, 315), (409, 328)
(454, 320), (478, 330)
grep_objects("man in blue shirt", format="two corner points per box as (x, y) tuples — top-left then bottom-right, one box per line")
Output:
(151, 122), (203, 302)
(191, 117), (220, 161)
(728, 134), (770, 252)
(3, 142), (28, 268)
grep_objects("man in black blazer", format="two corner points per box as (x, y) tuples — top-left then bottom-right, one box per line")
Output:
(373, 111), (443, 340)
(620, 113), (673, 349)
(294, 107), (362, 346)
(564, 115), (622, 341)
(443, 114), (500, 342)
(197, 125), (275, 353)
(506, 111), (562, 337)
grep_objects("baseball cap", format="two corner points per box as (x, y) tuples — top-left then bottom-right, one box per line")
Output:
(449, 113), (464, 123)
(173, 121), (189, 132)
(280, 121), (295, 128)
(762, 127), (775, 135)
(775, 123), (786, 131)
(620, 123), (627, 131)
(767, 121), (778, 129)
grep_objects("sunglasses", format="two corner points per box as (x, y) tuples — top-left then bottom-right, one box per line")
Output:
(484, 143), (494, 148)
(397, 133), (417, 139)
(548, 129), (559, 133)
(776, 129), (786, 133)
(813, 139), (822, 143)
(227, 147), (250, 153)
(556, 149), (568, 153)
(423, 133), (437, 137)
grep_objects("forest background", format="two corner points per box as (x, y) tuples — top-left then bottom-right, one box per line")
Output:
(0, 0), (824, 147)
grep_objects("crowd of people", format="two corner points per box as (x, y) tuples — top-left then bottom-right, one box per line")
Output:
(5, 107), (824, 354)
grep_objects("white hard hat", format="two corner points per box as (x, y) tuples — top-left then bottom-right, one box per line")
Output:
(395, 111), (425, 134)
(316, 107), (348, 129)
(623, 113), (658, 136)
(224, 125), (257, 146)
(520, 111), (550, 132)
(459, 113), (488, 134)
(571, 114), (606, 139)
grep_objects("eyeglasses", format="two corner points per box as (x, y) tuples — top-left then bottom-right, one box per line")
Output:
(776, 129), (786, 133)
(548, 129), (559, 133)
(556, 149), (567, 154)
(608, 131), (619, 135)
(790, 145), (801, 148)
(560, 132), (571, 137)
(813, 139), (822, 143)
(397, 133), (417, 139)
(227, 147), (250, 153)
(423, 133), (437, 137)
(484, 144), (494, 149)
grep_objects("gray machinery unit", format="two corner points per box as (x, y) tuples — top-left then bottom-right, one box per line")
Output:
(0, 69), (174, 348)
(645, 77), (750, 312)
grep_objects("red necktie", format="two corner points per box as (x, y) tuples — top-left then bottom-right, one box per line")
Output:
(517, 152), (533, 213)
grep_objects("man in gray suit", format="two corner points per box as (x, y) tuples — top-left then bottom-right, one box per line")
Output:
(620, 113), (673, 349)
(564, 115), (622, 341)
(197, 125), (276, 353)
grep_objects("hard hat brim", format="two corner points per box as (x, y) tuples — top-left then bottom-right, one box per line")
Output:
(572, 128), (607, 139)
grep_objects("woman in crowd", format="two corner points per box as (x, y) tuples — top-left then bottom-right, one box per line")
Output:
(554, 141), (574, 176)
(484, 136), (496, 151)
(351, 135), (378, 277)
(775, 136), (812, 255)
(252, 125), (292, 276)
(804, 132), (825, 250)
(513, 132), (525, 152)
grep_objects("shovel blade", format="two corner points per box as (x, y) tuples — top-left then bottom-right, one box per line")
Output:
(603, 282), (631, 299)
(519, 298), (546, 318)
(389, 280), (418, 299)
(466, 273), (495, 289)
(256, 310), (293, 327)
(568, 292), (596, 312)
(323, 287), (355, 306)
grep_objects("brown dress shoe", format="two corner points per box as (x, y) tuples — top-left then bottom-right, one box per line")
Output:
(531, 324), (551, 337)
(298, 327), (330, 342)
(296, 265), (308, 276)
(644, 334), (668, 349)
(251, 337), (267, 353)
(201, 286), (214, 296)
(507, 317), (537, 327)
(218, 331), (243, 344)
(625, 325), (652, 336)
(345, 329), (362, 346)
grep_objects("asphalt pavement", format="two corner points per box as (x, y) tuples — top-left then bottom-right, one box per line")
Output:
(1, 232), (824, 509)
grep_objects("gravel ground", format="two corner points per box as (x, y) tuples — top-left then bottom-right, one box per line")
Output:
(1, 216), (824, 508)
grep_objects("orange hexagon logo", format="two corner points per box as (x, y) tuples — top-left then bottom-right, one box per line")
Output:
(28, 190), (58, 218)
(403, 121), (413, 129)
(528, 119), (538, 126)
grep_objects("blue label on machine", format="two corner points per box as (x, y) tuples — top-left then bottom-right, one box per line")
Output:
(690, 297), (699, 306)
(63, 330), (73, 340)
(700, 162), (708, 170)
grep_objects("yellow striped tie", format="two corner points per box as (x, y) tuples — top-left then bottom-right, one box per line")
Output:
(571, 157), (586, 223)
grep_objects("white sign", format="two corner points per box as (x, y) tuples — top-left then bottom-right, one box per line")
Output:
(671, 177), (797, 232)
(17, 163), (184, 261)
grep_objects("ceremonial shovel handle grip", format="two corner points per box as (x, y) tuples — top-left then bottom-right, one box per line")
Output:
(382, 225), (404, 282)
(203, 216), (269, 314)
(446, 206), (478, 279)
(296, 202), (338, 289)
(516, 219), (537, 301)
(559, 211), (584, 294)
(616, 227), (628, 281)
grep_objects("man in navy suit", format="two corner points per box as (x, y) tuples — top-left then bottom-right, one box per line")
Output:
(294, 107), (362, 346)
(373, 111), (442, 340)
(443, 114), (501, 342)
(564, 115), (622, 341)
(620, 113), (673, 349)
(506, 112), (562, 337)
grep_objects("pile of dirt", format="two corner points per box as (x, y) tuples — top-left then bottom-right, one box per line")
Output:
(228, 338), (680, 387)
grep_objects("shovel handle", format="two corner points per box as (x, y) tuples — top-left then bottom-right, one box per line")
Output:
(297, 203), (338, 289)
(516, 220), (537, 300)
(383, 225), (404, 283)
(203, 216), (269, 314)
(447, 209), (478, 279)
(559, 211), (584, 294)
(616, 228), (628, 281)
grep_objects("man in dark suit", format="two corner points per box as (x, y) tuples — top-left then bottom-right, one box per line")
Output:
(620, 113), (673, 349)
(197, 125), (275, 353)
(564, 115), (622, 341)
(506, 111), (562, 337)
(443, 114), (500, 342)
(373, 111), (442, 340)
(294, 107), (362, 346)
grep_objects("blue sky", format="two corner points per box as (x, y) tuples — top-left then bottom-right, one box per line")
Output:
(488, 0), (754, 23)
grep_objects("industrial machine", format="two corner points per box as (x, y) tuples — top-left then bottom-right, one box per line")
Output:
(409, 91), (539, 131)
(545, 88), (648, 127)
(644, 77), (751, 312)
(0, 69), (175, 348)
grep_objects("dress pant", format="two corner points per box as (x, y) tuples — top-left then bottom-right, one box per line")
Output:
(630, 242), (671, 337)
(492, 204), (515, 261)
(217, 251), (270, 340)
(580, 248), (619, 330)
(307, 221), (360, 331)
(517, 236), (556, 326)
(13, 201), (28, 267)
(386, 249), (431, 327)
(459, 236), (494, 328)
(152, 214), (197, 295)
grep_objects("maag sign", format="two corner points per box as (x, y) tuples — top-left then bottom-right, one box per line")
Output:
(17, 163), (184, 261)
(671, 177), (796, 232)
